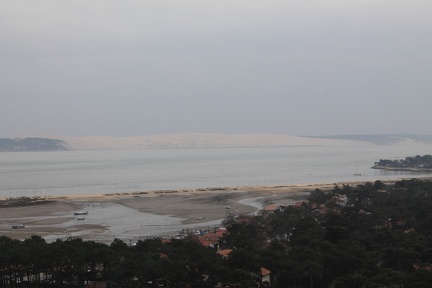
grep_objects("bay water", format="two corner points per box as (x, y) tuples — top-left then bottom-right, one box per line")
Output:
(1, 143), (432, 198)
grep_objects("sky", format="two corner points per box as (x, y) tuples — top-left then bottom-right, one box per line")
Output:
(1, 0), (432, 138)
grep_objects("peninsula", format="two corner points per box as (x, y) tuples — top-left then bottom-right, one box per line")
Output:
(0, 137), (71, 152)
(372, 154), (432, 172)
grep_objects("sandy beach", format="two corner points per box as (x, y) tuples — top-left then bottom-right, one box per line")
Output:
(0, 181), (378, 243)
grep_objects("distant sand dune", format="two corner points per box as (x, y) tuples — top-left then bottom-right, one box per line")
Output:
(56, 133), (366, 150)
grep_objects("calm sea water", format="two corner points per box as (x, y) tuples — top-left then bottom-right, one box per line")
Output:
(1, 143), (432, 198)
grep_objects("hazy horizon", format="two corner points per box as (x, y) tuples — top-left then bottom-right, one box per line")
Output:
(2, 1), (432, 138)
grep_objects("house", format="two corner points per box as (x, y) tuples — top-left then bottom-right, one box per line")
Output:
(311, 207), (328, 217)
(413, 263), (432, 271)
(262, 204), (289, 216)
(85, 281), (106, 288)
(404, 228), (415, 234)
(295, 200), (309, 207)
(160, 253), (168, 259)
(260, 267), (271, 286)
(263, 204), (281, 213)
(337, 194), (348, 206)
(197, 228), (227, 249)
(331, 194), (348, 206)
(217, 249), (232, 259)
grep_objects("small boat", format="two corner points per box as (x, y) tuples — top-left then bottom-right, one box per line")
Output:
(353, 162), (362, 176)
(77, 217), (85, 220)
(225, 206), (231, 209)
(11, 224), (25, 229)
(74, 211), (88, 215)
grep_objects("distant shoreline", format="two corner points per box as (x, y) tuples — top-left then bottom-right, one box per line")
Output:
(372, 165), (432, 172)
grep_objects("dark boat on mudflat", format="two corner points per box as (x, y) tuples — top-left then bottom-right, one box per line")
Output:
(74, 211), (88, 215)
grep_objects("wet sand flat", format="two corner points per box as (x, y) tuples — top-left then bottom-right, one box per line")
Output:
(0, 182), (357, 243)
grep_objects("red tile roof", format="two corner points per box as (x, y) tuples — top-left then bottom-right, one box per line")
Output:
(260, 267), (271, 277)
(264, 204), (280, 211)
(195, 228), (228, 247)
(217, 249), (233, 257)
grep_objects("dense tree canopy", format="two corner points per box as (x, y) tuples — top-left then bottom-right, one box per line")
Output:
(374, 155), (432, 169)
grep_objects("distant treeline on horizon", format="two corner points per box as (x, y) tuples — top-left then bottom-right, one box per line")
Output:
(0, 137), (70, 152)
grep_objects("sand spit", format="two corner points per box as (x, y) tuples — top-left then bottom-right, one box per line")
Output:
(0, 181), (370, 203)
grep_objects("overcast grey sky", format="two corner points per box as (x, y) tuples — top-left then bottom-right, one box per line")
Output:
(1, 0), (432, 137)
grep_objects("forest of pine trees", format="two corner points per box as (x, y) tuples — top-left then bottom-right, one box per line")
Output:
(2, 179), (432, 287)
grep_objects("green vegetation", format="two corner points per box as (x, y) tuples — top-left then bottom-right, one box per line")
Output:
(373, 155), (432, 170)
(0, 138), (70, 152)
(315, 134), (432, 145)
(0, 197), (53, 207)
(3, 179), (432, 287)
